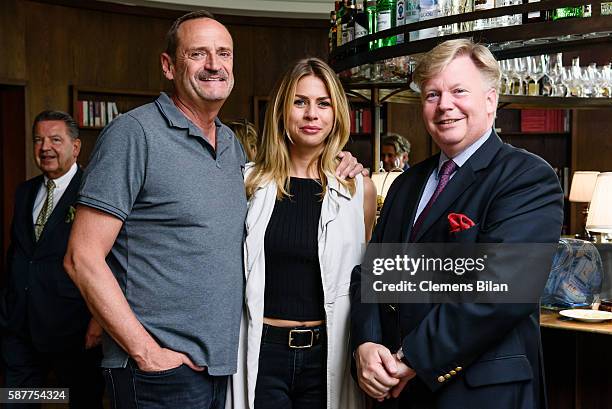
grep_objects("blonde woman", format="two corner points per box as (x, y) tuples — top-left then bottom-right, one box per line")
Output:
(227, 58), (376, 409)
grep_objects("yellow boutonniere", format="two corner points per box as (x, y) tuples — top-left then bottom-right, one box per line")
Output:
(65, 206), (76, 223)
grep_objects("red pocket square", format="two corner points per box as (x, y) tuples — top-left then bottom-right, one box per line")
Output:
(448, 213), (475, 233)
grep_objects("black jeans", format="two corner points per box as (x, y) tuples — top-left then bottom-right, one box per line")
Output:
(104, 359), (228, 409)
(255, 324), (326, 409)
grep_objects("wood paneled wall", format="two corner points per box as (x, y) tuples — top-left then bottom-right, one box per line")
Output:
(0, 0), (327, 179)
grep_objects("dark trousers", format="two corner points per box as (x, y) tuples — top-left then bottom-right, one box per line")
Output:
(104, 359), (228, 409)
(1, 331), (104, 409)
(255, 324), (326, 409)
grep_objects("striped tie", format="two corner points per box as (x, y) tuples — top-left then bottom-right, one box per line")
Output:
(410, 160), (457, 242)
(34, 179), (56, 241)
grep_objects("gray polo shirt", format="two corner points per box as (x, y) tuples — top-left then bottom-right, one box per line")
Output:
(77, 93), (247, 375)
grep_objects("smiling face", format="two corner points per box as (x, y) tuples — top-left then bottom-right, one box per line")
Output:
(421, 55), (497, 158)
(381, 144), (408, 171)
(162, 18), (234, 105)
(286, 75), (334, 152)
(33, 120), (80, 179)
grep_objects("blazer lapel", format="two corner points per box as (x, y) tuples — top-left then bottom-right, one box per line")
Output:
(20, 176), (44, 246)
(413, 131), (504, 242)
(36, 168), (82, 244)
(396, 157), (439, 243)
(413, 164), (476, 242)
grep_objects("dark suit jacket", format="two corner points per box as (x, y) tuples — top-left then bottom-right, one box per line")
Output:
(351, 132), (564, 409)
(2, 168), (91, 353)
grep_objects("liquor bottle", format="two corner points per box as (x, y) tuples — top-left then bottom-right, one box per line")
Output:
(342, 0), (356, 45)
(366, 0), (378, 50)
(354, 2), (369, 48)
(584, 4), (592, 18)
(419, 0), (439, 39)
(329, 11), (337, 54)
(337, 0), (347, 48)
(458, 0), (474, 33)
(495, 0), (521, 27)
(396, 0), (406, 44)
(405, 0), (420, 40)
(523, 0), (545, 23)
(354, 2), (369, 79)
(552, 6), (584, 20)
(474, 0), (494, 30)
(376, 0), (397, 48)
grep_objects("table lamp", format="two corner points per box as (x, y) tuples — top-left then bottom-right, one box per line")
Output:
(569, 171), (599, 239)
(371, 171), (402, 214)
(586, 172), (612, 243)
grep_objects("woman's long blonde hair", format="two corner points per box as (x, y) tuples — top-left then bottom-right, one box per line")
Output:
(245, 57), (354, 199)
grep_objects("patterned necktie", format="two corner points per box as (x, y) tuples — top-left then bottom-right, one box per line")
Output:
(410, 159), (458, 242)
(34, 179), (56, 241)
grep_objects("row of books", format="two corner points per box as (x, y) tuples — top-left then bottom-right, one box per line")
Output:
(553, 166), (570, 198)
(76, 100), (120, 128)
(349, 108), (372, 134)
(520, 109), (570, 133)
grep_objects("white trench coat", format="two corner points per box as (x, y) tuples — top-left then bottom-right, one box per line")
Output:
(226, 170), (367, 409)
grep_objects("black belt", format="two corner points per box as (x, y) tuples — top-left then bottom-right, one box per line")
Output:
(262, 324), (325, 349)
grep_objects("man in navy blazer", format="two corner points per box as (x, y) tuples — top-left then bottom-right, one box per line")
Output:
(1, 111), (104, 408)
(351, 40), (563, 409)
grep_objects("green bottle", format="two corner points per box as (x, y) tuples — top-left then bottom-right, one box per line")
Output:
(552, 6), (584, 20)
(366, 0), (378, 50)
(376, 0), (397, 48)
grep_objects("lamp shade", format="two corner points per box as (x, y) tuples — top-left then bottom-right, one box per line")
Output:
(371, 171), (402, 199)
(586, 172), (612, 233)
(569, 171), (600, 202)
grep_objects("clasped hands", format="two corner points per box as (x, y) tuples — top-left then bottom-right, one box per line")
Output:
(355, 342), (416, 401)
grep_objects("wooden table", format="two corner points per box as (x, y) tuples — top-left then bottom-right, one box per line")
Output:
(540, 308), (612, 335)
(540, 309), (612, 409)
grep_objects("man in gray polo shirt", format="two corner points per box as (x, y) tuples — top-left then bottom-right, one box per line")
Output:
(64, 10), (361, 409)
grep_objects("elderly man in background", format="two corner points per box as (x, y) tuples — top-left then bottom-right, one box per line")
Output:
(1, 110), (104, 409)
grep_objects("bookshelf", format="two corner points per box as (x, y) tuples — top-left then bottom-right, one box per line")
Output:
(70, 86), (159, 166)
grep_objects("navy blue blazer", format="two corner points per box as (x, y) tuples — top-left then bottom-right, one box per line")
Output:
(2, 168), (91, 353)
(351, 132), (564, 409)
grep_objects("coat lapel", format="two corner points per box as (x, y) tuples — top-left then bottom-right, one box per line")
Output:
(319, 174), (352, 241)
(398, 157), (439, 242)
(413, 131), (504, 242)
(21, 176), (43, 246)
(36, 168), (82, 244)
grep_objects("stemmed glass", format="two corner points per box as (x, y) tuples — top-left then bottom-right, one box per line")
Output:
(510, 58), (524, 95)
(598, 64), (612, 98)
(500, 60), (512, 95)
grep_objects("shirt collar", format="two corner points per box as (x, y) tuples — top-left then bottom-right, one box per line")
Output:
(44, 162), (77, 189)
(437, 129), (492, 178)
(155, 92), (225, 142)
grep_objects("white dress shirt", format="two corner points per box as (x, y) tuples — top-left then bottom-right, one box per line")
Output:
(414, 130), (492, 223)
(32, 162), (78, 225)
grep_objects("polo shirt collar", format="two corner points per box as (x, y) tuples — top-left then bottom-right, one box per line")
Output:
(155, 92), (228, 146)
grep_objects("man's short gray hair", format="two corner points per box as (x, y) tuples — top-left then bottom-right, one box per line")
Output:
(382, 133), (411, 155)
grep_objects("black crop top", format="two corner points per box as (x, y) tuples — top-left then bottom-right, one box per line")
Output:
(263, 177), (325, 321)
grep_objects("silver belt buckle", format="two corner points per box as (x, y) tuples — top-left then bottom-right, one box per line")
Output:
(288, 329), (314, 349)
